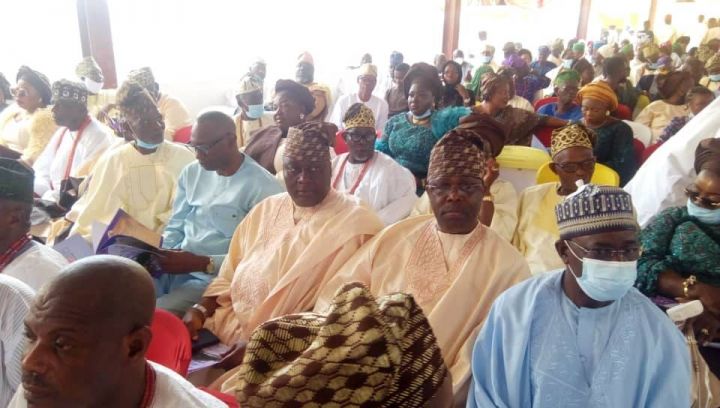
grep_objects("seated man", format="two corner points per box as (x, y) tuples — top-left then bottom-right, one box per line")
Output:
(75, 56), (115, 118)
(537, 70), (583, 121)
(69, 80), (195, 240)
(33, 80), (114, 204)
(9, 255), (226, 407)
(233, 74), (273, 148)
(295, 53), (333, 122)
(513, 124), (595, 274)
(315, 115), (530, 402)
(0, 159), (67, 290)
(467, 185), (691, 407)
(182, 121), (384, 391)
(127, 67), (192, 140)
(0, 275), (34, 407)
(330, 63), (389, 132)
(235, 282), (452, 407)
(332, 103), (416, 225)
(154, 111), (284, 315)
(411, 113), (518, 241)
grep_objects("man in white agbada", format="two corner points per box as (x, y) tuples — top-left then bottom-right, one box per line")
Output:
(9, 256), (226, 408)
(33, 80), (113, 203)
(467, 185), (691, 407)
(625, 97), (720, 226)
(331, 103), (416, 225)
(68, 80), (194, 241)
(329, 63), (389, 133)
(0, 159), (67, 291)
(0, 275), (34, 408)
(127, 67), (192, 141)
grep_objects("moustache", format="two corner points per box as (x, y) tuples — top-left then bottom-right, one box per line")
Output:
(22, 371), (50, 388)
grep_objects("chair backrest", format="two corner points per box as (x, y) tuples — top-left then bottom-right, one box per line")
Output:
(497, 145), (551, 170)
(147, 309), (191, 377)
(172, 125), (193, 144)
(534, 96), (558, 111)
(536, 162), (620, 186)
(623, 120), (652, 147)
(613, 104), (633, 120)
(633, 138), (646, 165)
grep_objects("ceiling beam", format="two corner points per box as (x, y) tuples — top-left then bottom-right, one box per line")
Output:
(442, 0), (462, 58)
(77, 0), (118, 88)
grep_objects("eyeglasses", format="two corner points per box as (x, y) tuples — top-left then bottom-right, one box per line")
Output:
(567, 240), (642, 261)
(187, 135), (228, 154)
(555, 158), (596, 173)
(344, 130), (376, 143)
(426, 182), (484, 195)
(284, 164), (324, 176)
(126, 115), (163, 131)
(685, 187), (720, 208)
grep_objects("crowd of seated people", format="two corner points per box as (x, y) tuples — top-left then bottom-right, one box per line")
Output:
(1, 15), (720, 407)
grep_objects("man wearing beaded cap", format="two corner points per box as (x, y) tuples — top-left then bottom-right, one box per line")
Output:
(468, 185), (691, 407)
(316, 115), (530, 404)
(127, 67), (192, 141)
(331, 103), (416, 225)
(182, 121), (383, 392)
(236, 282), (452, 407)
(75, 56), (116, 118)
(68, 80), (194, 241)
(33, 80), (114, 204)
(513, 123), (597, 274)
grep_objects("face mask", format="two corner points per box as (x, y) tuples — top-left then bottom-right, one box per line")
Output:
(566, 242), (637, 302)
(135, 139), (163, 150)
(687, 198), (720, 224)
(562, 59), (574, 69)
(454, 58), (464, 64)
(480, 55), (492, 65)
(413, 109), (432, 120)
(709, 74), (720, 82)
(246, 104), (264, 119)
(83, 78), (103, 94)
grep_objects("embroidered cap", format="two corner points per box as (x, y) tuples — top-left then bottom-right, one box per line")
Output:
(235, 282), (448, 407)
(51, 79), (88, 105)
(550, 123), (596, 157)
(343, 103), (375, 129)
(555, 184), (639, 239)
(0, 159), (34, 204)
(75, 56), (104, 83)
(284, 121), (332, 163)
(127, 67), (156, 90)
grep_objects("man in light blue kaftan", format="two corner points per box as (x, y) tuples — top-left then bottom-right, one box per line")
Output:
(467, 184), (691, 408)
(154, 111), (283, 315)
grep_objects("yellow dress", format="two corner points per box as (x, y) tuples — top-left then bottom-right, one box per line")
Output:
(0, 105), (58, 165)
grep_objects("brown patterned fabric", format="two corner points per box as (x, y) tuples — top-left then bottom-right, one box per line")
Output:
(127, 67), (155, 89)
(555, 184), (639, 240)
(51, 79), (88, 105)
(457, 112), (508, 157)
(550, 123), (596, 157)
(236, 282), (448, 407)
(343, 103), (375, 130)
(283, 121), (332, 163)
(115, 80), (159, 118)
(75, 56), (104, 83)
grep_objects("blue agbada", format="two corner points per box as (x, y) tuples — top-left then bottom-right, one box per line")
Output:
(467, 270), (691, 408)
(155, 155), (284, 312)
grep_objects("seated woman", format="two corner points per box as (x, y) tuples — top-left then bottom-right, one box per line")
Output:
(439, 60), (473, 108)
(577, 81), (637, 186)
(0, 66), (56, 165)
(474, 72), (566, 146)
(537, 70), (583, 121)
(635, 71), (695, 144)
(571, 57), (595, 87)
(699, 55), (720, 93)
(377, 62), (470, 193)
(244, 79), (323, 179)
(659, 86), (715, 143)
(635, 138), (720, 406)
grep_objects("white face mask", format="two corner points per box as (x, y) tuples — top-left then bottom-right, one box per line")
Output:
(454, 57), (464, 64)
(83, 78), (104, 94)
(566, 242), (637, 302)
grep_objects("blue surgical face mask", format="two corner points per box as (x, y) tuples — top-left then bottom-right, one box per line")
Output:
(709, 74), (720, 82)
(648, 62), (662, 70)
(413, 109), (432, 119)
(480, 55), (492, 65)
(567, 243), (637, 302)
(562, 59), (574, 69)
(687, 198), (720, 224)
(135, 139), (163, 150)
(246, 104), (264, 119)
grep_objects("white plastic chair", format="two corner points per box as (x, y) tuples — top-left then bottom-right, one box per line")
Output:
(624, 120), (652, 147)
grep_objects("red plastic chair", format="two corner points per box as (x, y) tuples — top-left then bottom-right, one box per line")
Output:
(173, 125), (193, 144)
(146, 309), (191, 377)
(633, 138), (646, 166)
(534, 96), (557, 111)
(642, 142), (663, 162)
(613, 104), (632, 120)
(534, 125), (555, 148)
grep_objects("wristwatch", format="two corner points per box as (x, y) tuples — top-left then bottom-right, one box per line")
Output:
(205, 257), (215, 274)
(191, 303), (208, 319)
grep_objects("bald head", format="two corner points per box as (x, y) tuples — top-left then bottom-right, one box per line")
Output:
(40, 255), (155, 330)
(191, 110), (241, 172)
